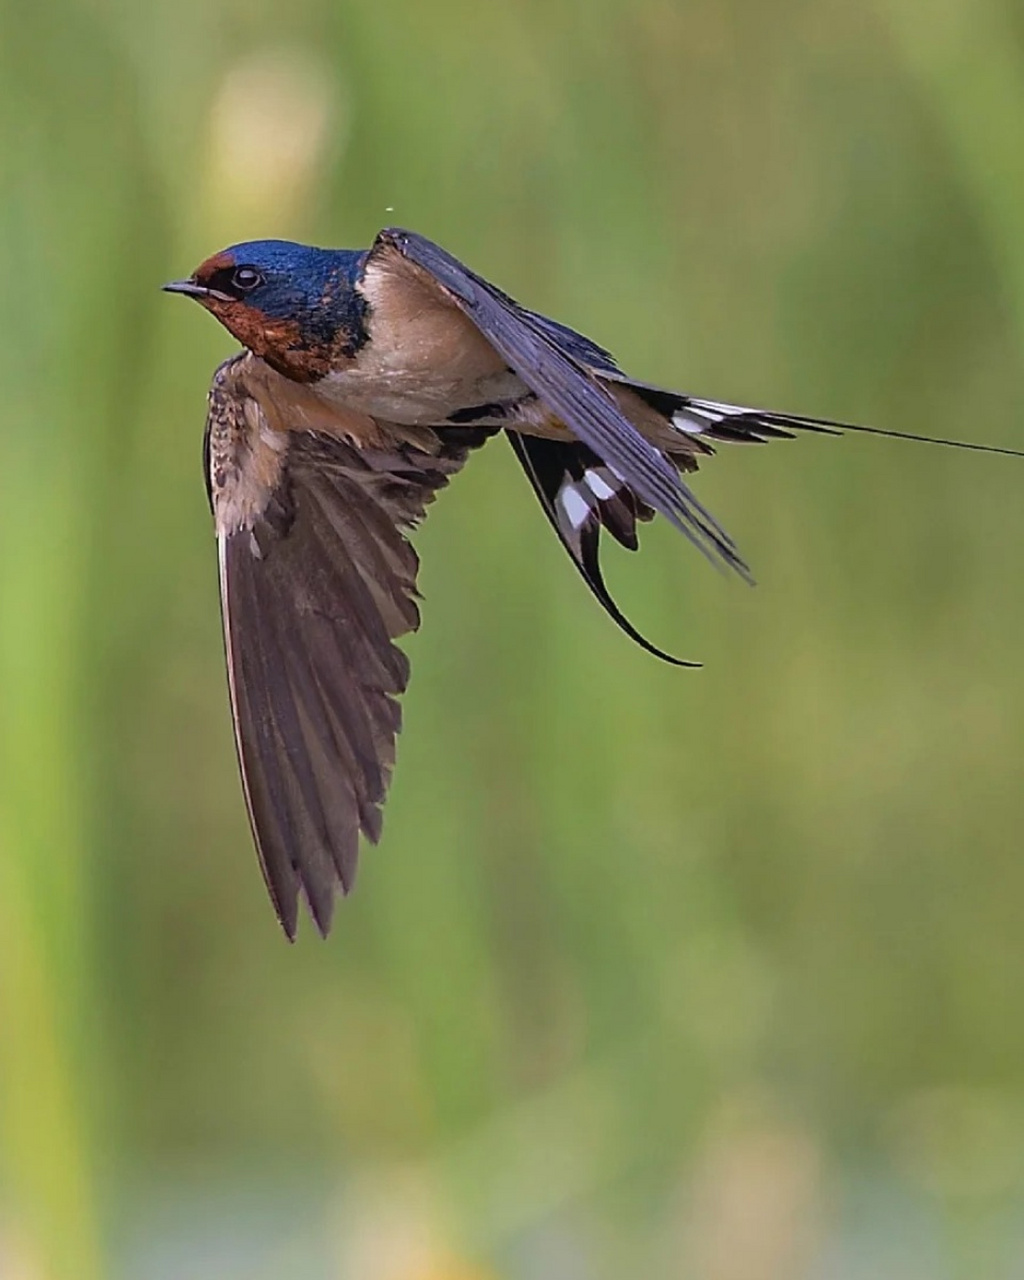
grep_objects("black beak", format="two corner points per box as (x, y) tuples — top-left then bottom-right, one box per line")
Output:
(162, 279), (210, 298)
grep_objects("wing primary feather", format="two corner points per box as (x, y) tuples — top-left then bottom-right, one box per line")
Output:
(219, 534), (303, 938)
(226, 530), (349, 934)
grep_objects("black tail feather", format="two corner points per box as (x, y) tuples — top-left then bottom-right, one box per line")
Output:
(620, 378), (1024, 457)
(505, 432), (696, 667)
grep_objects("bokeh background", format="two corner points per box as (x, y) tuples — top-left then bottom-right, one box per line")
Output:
(2, 0), (1024, 1276)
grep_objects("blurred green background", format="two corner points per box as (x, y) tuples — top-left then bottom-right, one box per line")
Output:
(2, 0), (1024, 1276)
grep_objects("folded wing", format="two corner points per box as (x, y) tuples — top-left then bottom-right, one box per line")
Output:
(372, 228), (750, 580)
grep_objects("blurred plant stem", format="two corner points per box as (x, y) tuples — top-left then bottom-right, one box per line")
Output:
(0, 465), (102, 1279)
(0, 4), (155, 1274)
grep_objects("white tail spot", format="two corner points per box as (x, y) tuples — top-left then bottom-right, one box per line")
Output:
(672, 411), (708, 435)
(584, 469), (617, 500)
(559, 484), (592, 530)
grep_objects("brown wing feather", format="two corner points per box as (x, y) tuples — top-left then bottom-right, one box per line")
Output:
(206, 355), (490, 937)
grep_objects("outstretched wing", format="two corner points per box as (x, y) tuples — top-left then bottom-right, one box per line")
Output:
(206, 354), (490, 938)
(369, 228), (750, 581)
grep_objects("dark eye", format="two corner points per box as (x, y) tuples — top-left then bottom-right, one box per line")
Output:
(232, 266), (263, 292)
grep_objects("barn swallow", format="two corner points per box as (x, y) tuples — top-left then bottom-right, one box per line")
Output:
(165, 227), (1023, 937)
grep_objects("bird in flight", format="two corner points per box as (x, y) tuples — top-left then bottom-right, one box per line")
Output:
(165, 227), (1022, 937)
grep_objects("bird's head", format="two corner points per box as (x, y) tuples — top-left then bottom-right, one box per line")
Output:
(164, 239), (369, 381)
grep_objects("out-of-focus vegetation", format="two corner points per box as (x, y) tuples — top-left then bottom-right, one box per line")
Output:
(1, 0), (1023, 1276)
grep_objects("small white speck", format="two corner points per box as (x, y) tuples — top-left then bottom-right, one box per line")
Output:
(385, 206), (395, 213)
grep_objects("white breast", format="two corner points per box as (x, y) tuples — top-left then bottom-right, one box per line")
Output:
(315, 258), (527, 425)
